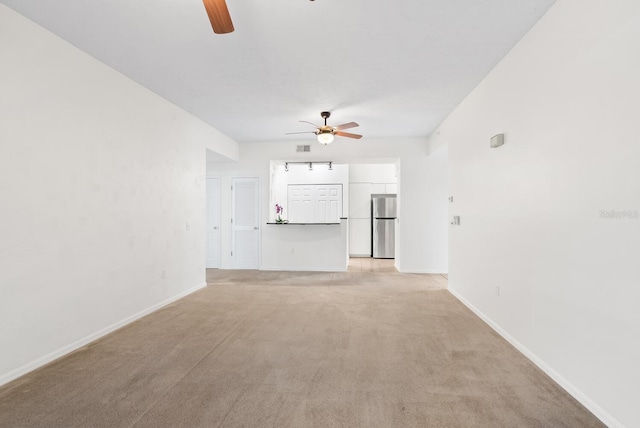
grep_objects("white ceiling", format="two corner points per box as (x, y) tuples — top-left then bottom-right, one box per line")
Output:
(1, 0), (556, 143)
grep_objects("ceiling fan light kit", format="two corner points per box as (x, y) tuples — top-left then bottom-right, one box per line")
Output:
(286, 111), (363, 145)
(317, 132), (335, 145)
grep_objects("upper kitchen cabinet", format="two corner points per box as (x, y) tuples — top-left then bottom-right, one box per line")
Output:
(350, 183), (372, 219)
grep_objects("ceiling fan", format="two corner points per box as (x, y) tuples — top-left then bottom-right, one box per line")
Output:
(286, 112), (363, 145)
(203, 0), (234, 34)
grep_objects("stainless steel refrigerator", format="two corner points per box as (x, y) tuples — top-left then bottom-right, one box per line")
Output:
(372, 194), (397, 258)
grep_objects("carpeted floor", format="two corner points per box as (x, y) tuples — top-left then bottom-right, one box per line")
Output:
(0, 269), (604, 427)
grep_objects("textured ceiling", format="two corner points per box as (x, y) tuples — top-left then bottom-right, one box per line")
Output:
(1, 0), (556, 143)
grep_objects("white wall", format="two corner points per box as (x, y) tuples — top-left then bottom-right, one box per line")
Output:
(417, 145), (449, 272)
(0, 6), (238, 385)
(261, 221), (349, 272)
(208, 138), (448, 273)
(428, 1), (640, 426)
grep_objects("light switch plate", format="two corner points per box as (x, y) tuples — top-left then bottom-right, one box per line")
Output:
(490, 134), (504, 148)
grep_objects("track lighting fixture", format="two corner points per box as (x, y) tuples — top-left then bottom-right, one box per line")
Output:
(282, 161), (334, 172)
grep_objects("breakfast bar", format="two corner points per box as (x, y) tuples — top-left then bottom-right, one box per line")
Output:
(261, 218), (349, 272)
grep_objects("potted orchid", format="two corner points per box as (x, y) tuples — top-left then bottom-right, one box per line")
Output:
(275, 203), (287, 223)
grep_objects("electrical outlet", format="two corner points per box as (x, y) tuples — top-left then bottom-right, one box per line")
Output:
(495, 285), (500, 297)
(161, 270), (166, 280)
(185, 222), (191, 231)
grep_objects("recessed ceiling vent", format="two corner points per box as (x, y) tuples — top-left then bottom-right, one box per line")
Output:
(296, 145), (311, 153)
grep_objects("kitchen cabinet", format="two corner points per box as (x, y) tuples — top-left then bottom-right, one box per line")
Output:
(349, 219), (371, 256)
(288, 184), (342, 223)
(349, 183), (372, 219)
(371, 183), (386, 194)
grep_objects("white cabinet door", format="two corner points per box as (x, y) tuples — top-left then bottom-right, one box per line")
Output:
(288, 185), (314, 223)
(206, 178), (220, 268)
(232, 177), (259, 269)
(349, 183), (371, 256)
(288, 184), (342, 223)
(371, 183), (385, 194)
(349, 218), (371, 256)
(385, 183), (398, 194)
(349, 183), (372, 219)
(316, 185), (342, 223)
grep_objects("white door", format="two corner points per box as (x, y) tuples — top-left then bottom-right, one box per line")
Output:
(232, 177), (260, 269)
(206, 177), (220, 268)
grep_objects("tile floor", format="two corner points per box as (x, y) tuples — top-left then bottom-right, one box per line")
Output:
(347, 257), (397, 272)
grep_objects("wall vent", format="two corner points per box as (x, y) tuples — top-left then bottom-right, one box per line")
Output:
(296, 145), (311, 152)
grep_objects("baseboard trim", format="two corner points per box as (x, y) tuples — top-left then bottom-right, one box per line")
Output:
(260, 267), (347, 272)
(0, 281), (207, 388)
(397, 267), (448, 274)
(448, 288), (623, 428)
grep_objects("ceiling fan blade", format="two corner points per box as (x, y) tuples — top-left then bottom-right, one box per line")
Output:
(299, 120), (320, 128)
(334, 122), (359, 131)
(335, 131), (363, 139)
(285, 131), (317, 135)
(203, 0), (234, 34)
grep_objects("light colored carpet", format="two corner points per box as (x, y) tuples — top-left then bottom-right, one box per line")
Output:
(0, 270), (604, 427)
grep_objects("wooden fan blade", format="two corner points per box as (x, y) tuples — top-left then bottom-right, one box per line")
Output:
(299, 120), (320, 128)
(285, 131), (317, 135)
(203, 0), (234, 34)
(336, 131), (363, 139)
(334, 122), (359, 131)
